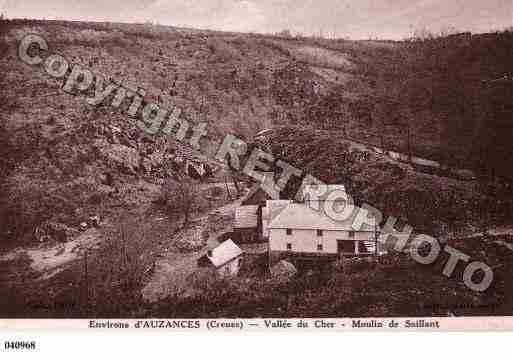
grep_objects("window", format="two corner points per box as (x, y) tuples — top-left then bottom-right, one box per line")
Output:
(348, 231), (355, 239)
(317, 244), (323, 251)
(317, 229), (323, 237)
(286, 243), (292, 250)
(358, 241), (374, 254)
(286, 228), (292, 235)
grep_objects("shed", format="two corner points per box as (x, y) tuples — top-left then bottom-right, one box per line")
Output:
(233, 205), (260, 243)
(197, 240), (244, 277)
(234, 205), (259, 229)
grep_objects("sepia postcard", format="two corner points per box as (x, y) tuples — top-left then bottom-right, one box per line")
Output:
(1, 0), (513, 338)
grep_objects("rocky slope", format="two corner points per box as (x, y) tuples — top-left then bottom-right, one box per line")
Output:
(0, 20), (335, 243)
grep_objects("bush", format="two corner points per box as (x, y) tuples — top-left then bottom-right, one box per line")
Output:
(207, 39), (240, 63)
(81, 222), (152, 315)
(161, 179), (200, 228)
(209, 186), (224, 198)
(342, 257), (377, 274)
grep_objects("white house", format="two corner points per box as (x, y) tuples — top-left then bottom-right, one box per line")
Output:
(197, 240), (244, 278)
(267, 202), (380, 264)
(261, 200), (292, 239)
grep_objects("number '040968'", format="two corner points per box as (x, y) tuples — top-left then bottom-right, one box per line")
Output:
(4, 341), (36, 350)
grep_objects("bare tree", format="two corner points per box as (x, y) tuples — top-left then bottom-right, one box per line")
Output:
(162, 179), (200, 228)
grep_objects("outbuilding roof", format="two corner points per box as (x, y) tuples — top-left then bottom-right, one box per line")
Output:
(267, 203), (376, 232)
(204, 239), (244, 268)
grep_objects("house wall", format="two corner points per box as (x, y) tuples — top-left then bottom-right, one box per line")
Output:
(216, 256), (242, 278)
(269, 228), (376, 255)
(262, 210), (269, 239)
(262, 200), (292, 239)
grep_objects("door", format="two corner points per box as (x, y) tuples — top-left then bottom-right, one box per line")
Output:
(337, 240), (355, 255)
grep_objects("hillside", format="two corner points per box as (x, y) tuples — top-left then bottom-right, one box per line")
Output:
(0, 20), (291, 242)
(268, 126), (513, 237)
(1, 20), (512, 243)
(1, 19), (513, 318)
(0, 19), (385, 241)
(282, 32), (513, 178)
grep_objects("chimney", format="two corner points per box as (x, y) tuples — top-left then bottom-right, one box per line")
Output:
(207, 250), (213, 257)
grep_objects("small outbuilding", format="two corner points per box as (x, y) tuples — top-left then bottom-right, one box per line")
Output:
(197, 239), (244, 278)
(234, 205), (260, 243)
(233, 173), (280, 243)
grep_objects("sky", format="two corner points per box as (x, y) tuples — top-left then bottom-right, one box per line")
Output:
(1, 0), (512, 40)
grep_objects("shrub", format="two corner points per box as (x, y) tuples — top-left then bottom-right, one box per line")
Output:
(206, 39), (240, 63)
(161, 179), (200, 228)
(209, 186), (224, 198)
(342, 257), (376, 274)
(68, 221), (154, 317)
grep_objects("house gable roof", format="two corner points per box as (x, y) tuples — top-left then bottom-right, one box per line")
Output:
(268, 203), (376, 232)
(265, 200), (292, 219)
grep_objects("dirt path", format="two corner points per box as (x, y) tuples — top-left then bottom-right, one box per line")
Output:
(0, 227), (103, 281)
(141, 195), (244, 302)
(462, 226), (513, 239)
(343, 136), (476, 179)
(437, 226), (513, 254)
